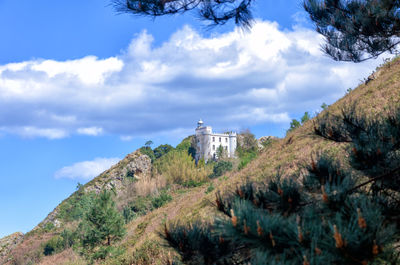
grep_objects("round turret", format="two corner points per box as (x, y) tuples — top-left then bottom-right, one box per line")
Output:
(197, 119), (204, 128)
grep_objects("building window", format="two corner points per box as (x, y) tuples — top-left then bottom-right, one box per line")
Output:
(225, 146), (228, 150)
(225, 138), (228, 143)
(213, 137), (215, 142)
(219, 137), (221, 142)
(213, 145), (215, 150)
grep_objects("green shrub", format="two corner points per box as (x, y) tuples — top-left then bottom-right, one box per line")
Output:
(205, 183), (215, 194)
(139, 146), (155, 162)
(153, 144), (174, 159)
(210, 160), (233, 178)
(43, 222), (55, 232)
(151, 190), (172, 209)
(237, 151), (257, 170)
(122, 190), (173, 223)
(42, 228), (78, 256)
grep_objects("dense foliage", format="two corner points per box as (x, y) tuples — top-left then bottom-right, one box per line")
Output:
(304, 0), (400, 62)
(164, 104), (400, 264)
(209, 160), (233, 179)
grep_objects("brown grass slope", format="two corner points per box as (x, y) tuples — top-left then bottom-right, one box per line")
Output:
(4, 57), (400, 265)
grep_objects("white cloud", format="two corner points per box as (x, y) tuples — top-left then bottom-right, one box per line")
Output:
(77, 127), (103, 136)
(0, 20), (386, 139)
(54, 157), (121, 180)
(0, 126), (69, 139)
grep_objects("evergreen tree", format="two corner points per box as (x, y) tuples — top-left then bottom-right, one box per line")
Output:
(301, 112), (311, 124)
(287, 119), (301, 134)
(112, 0), (254, 28)
(303, 0), (400, 62)
(80, 190), (125, 249)
(153, 144), (174, 159)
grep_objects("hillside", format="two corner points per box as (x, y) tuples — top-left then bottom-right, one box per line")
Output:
(1, 57), (400, 264)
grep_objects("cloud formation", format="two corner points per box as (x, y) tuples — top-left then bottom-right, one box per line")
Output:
(54, 157), (120, 180)
(0, 20), (384, 139)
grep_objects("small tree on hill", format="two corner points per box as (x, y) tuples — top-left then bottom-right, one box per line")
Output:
(80, 190), (125, 254)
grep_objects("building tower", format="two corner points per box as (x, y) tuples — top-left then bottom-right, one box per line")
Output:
(195, 120), (237, 162)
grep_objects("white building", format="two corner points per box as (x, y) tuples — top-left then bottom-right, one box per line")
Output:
(195, 119), (237, 162)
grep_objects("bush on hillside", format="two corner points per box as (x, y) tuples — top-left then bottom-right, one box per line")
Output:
(139, 146), (156, 162)
(154, 150), (211, 187)
(42, 229), (78, 256)
(236, 129), (258, 170)
(153, 144), (174, 159)
(122, 189), (173, 224)
(176, 136), (196, 159)
(209, 160), (233, 179)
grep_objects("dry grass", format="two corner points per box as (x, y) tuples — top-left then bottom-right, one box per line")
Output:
(4, 233), (54, 265)
(154, 150), (212, 185)
(133, 174), (167, 197)
(38, 248), (85, 265)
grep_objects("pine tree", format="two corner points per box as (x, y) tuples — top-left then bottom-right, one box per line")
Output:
(303, 0), (400, 62)
(112, 0), (253, 28)
(80, 190), (125, 250)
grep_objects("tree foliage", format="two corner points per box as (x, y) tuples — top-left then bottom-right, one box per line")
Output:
(153, 144), (174, 159)
(304, 0), (400, 62)
(287, 112), (312, 134)
(112, 0), (254, 28)
(80, 190), (125, 249)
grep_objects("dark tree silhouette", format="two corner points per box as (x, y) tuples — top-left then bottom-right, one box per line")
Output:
(303, 0), (400, 62)
(112, 0), (254, 28)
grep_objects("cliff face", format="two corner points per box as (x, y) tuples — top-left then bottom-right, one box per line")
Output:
(0, 232), (24, 263)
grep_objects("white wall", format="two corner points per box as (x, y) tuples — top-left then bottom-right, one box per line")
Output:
(195, 125), (236, 161)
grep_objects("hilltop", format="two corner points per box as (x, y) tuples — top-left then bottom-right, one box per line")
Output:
(1, 57), (400, 264)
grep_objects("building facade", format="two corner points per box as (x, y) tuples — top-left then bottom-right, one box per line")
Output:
(195, 119), (237, 162)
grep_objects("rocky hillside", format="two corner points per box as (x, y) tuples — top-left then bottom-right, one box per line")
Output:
(0, 232), (24, 263)
(2, 57), (400, 264)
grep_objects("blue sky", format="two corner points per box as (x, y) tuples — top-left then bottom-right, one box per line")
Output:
(0, 0), (385, 238)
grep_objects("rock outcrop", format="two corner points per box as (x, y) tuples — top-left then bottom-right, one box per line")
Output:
(258, 136), (278, 149)
(0, 232), (24, 263)
(38, 150), (152, 229)
(84, 150), (152, 194)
